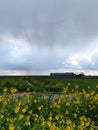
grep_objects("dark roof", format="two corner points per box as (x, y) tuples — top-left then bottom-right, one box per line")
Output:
(50, 72), (76, 76)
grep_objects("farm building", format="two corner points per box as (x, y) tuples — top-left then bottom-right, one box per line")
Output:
(50, 72), (76, 77)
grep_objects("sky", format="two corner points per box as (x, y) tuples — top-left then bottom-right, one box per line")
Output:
(0, 0), (98, 75)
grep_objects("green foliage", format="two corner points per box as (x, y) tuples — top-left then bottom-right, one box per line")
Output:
(0, 76), (98, 93)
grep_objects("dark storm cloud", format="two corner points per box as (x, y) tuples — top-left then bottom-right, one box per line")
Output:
(0, 0), (66, 45)
(0, 0), (98, 47)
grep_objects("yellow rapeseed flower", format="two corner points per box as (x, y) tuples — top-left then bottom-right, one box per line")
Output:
(48, 116), (52, 121)
(50, 123), (58, 130)
(0, 96), (3, 102)
(43, 96), (47, 100)
(79, 116), (87, 121)
(33, 114), (38, 121)
(55, 115), (59, 120)
(22, 108), (27, 113)
(56, 105), (61, 109)
(19, 114), (24, 120)
(29, 110), (33, 114)
(22, 106), (28, 113)
(25, 121), (30, 126)
(9, 124), (15, 130)
(90, 91), (95, 96)
(77, 125), (84, 130)
(3, 100), (7, 105)
(66, 119), (72, 125)
(65, 110), (69, 115)
(26, 88), (30, 91)
(47, 121), (51, 127)
(26, 115), (30, 120)
(41, 121), (46, 127)
(66, 102), (70, 106)
(17, 127), (21, 130)
(3, 88), (8, 93)
(68, 83), (71, 86)
(6, 117), (10, 122)
(75, 99), (81, 105)
(75, 85), (79, 89)
(39, 116), (45, 121)
(63, 88), (67, 93)
(14, 106), (20, 113)
(38, 105), (42, 111)
(0, 114), (4, 119)
(73, 113), (77, 119)
(85, 121), (90, 127)
(33, 99), (37, 103)
(66, 125), (72, 130)
(96, 85), (98, 88)
(81, 121), (84, 126)
(88, 86), (91, 89)
(10, 88), (17, 93)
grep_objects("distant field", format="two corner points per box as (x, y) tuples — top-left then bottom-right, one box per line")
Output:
(0, 76), (98, 93)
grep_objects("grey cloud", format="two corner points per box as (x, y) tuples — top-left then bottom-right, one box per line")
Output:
(0, 41), (63, 72)
(90, 53), (98, 70)
(68, 53), (98, 71)
(0, 42), (12, 64)
(0, 0), (98, 48)
(1, 0), (98, 75)
(78, 59), (94, 70)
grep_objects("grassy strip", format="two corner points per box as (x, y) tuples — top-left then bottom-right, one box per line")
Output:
(0, 76), (98, 93)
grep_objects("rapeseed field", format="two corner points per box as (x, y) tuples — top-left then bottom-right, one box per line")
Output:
(0, 83), (97, 130)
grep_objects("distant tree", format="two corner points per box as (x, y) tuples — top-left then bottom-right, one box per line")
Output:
(78, 72), (85, 77)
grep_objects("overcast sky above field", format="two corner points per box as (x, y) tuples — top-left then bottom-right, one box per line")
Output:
(0, 0), (98, 75)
